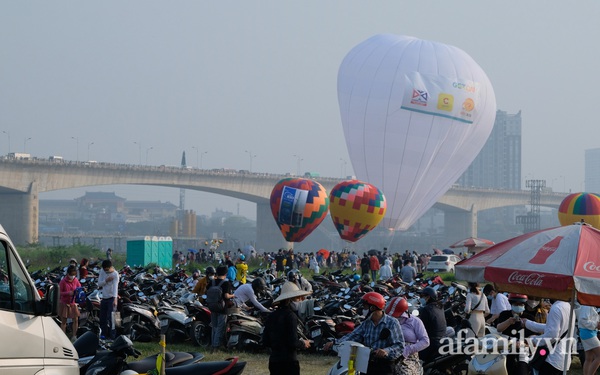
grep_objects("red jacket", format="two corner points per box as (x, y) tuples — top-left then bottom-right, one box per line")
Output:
(369, 256), (380, 271)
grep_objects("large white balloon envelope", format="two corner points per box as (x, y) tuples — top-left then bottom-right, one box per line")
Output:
(337, 34), (497, 230)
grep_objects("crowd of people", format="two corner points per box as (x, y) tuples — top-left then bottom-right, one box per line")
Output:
(57, 246), (593, 375)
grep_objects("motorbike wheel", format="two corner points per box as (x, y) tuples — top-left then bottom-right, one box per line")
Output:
(190, 321), (211, 346)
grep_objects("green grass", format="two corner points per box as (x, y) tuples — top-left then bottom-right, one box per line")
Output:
(132, 342), (337, 375)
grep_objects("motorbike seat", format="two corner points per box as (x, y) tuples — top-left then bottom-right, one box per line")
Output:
(126, 351), (202, 373)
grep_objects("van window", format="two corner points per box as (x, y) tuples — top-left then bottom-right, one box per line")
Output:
(0, 241), (35, 313)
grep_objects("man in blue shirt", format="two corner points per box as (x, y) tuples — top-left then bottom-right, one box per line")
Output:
(325, 292), (404, 375)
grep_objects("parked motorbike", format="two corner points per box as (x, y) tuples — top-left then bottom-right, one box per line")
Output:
(76, 333), (245, 375)
(226, 311), (265, 352)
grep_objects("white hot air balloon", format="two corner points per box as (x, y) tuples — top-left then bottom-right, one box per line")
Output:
(338, 34), (496, 230)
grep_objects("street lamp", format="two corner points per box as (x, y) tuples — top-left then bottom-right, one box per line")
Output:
(146, 147), (154, 165)
(244, 150), (256, 172)
(24, 137), (32, 153)
(2, 131), (11, 154)
(133, 141), (142, 165)
(293, 154), (303, 176)
(339, 158), (347, 178)
(71, 136), (79, 161)
(87, 142), (94, 161)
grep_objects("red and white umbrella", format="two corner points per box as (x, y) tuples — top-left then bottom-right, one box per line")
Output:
(449, 237), (495, 249)
(455, 223), (600, 306)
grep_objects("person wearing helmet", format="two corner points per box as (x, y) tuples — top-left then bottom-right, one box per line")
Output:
(287, 270), (312, 292)
(192, 266), (216, 296)
(464, 282), (490, 338)
(417, 287), (446, 362)
(262, 282), (312, 375)
(235, 254), (248, 284)
(386, 297), (429, 375)
(496, 294), (533, 375)
(232, 277), (270, 313)
(324, 292), (404, 375)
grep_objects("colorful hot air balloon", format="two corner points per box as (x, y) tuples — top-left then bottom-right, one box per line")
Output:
(329, 180), (386, 242)
(269, 178), (329, 242)
(338, 34), (496, 230)
(558, 192), (600, 228)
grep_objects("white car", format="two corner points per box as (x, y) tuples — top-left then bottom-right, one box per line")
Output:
(426, 255), (462, 273)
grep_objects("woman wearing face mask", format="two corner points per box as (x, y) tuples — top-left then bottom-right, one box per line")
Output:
(521, 296), (547, 324)
(495, 294), (529, 375)
(386, 296), (429, 375)
(262, 281), (311, 375)
(464, 282), (490, 338)
(58, 264), (82, 341)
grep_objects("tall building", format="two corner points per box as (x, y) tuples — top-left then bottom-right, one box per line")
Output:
(585, 148), (600, 193)
(457, 110), (522, 190)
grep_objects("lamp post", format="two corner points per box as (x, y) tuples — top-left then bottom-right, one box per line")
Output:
(87, 142), (94, 161)
(146, 147), (154, 165)
(339, 158), (347, 178)
(245, 150), (256, 172)
(191, 147), (208, 169)
(293, 154), (303, 176)
(2, 131), (11, 154)
(24, 137), (32, 153)
(133, 141), (142, 165)
(71, 136), (79, 161)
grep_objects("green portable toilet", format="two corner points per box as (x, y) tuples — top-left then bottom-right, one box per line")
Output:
(127, 236), (173, 268)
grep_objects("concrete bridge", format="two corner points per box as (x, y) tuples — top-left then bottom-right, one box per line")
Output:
(0, 158), (566, 247)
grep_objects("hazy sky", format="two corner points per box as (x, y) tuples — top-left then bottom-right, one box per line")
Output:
(2, 2), (599, 220)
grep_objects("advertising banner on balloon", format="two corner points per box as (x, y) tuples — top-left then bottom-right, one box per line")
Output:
(338, 34), (496, 230)
(278, 186), (309, 227)
(401, 72), (481, 124)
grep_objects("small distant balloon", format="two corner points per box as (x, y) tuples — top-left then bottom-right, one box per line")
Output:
(558, 192), (600, 228)
(329, 180), (386, 242)
(269, 178), (329, 242)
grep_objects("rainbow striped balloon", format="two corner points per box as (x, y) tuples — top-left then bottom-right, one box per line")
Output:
(329, 180), (386, 242)
(558, 192), (600, 228)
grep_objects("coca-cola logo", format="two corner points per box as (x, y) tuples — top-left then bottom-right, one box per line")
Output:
(508, 271), (545, 286)
(583, 261), (600, 273)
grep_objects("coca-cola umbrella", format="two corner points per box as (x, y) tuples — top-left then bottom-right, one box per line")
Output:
(455, 223), (600, 374)
(455, 223), (600, 306)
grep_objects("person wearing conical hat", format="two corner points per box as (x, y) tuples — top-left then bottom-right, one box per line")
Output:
(262, 282), (312, 375)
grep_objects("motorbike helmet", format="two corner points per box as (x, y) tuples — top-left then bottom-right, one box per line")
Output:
(239, 254), (246, 261)
(420, 287), (437, 301)
(361, 292), (386, 310)
(287, 270), (298, 282)
(205, 266), (216, 276)
(362, 274), (371, 283)
(252, 277), (267, 294)
(385, 296), (409, 318)
(508, 293), (528, 304)
(353, 274), (361, 282)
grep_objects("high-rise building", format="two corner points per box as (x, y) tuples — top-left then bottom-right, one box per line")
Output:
(457, 110), (522, 190)
(585, 148), (600, 193)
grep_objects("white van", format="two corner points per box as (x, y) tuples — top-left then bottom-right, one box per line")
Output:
(0, 225), (78, 374)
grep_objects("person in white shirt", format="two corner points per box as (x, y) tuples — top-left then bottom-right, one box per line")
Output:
(97, 259), (119, 339)
(464, 282), (490, 338)
(379, 259), (393, 280)
(483, 284), (511, 325)
(522, 300), (576, 374)
(576, 305), (600, 375)
(233, 277), (270, 313)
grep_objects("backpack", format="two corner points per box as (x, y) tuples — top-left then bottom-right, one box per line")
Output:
(73, 287), (86, 304)
(206, 279), (226, 313)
